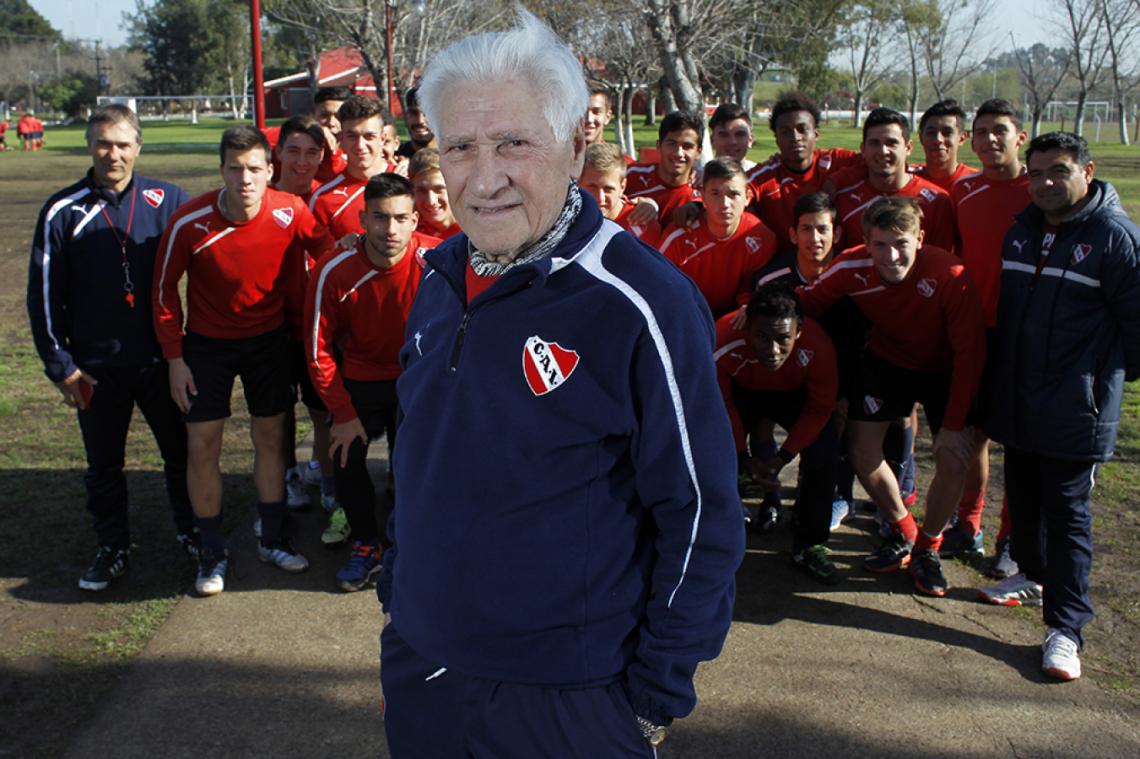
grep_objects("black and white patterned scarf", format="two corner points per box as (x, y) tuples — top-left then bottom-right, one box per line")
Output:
(468, 182), (582, 277)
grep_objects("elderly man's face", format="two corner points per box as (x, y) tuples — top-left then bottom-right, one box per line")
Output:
(436, 78), (586, 260)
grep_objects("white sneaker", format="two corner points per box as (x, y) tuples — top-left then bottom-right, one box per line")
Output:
(258, 541), (309, 572)
(978, 573), (1043, 607)
(285, 470), (310, 509)
(196, 553), (228, 596)
(300, 460), (322, 487)
(1042, 628), (1081, 681)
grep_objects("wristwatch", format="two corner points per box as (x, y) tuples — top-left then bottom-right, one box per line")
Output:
(635, 715), (668, 747)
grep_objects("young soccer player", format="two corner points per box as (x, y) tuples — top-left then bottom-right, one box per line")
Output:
(799, 197), (986, 597)
(583, 83), (615, 148)
(915, 100), (976, 191)
(834, 108), (956, 252)
(306, 174), (440, 591)
(578, 143), (662, 244)
(716, 284), (841, 584)
(709, 103), (756, 171)
(942, 98), (1030, 569)
(625, 110), (703, 226)
(657, 157), (777, 318)
(408, 148), (460, 240)
(153, 126), (331, 596)
(395, 86), (437, 159)
(310, 96), (402, 240)
(746, 93), (862, 237)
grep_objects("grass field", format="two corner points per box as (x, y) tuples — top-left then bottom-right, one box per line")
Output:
(0, 116), (1138, 755)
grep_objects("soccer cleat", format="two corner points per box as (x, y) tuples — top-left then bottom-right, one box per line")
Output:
(909, 548), (948, 597)
(175, 532), (200, 560)
(989, 538), (1019, 579)
(195, 550), (228, 596)
(792, 544), (842, 585)
(1042, 628), (1081, 681)
(321, 507), (350, 546)
(829, 498), (851, 531)
(864, 531), (914, 573)
(286, 470), (310, 510)
(753, 504), (779, 533)
(78, 546), (129, 591)
(977, 573), (1043, 607)
(301, 460), (323, 487)
(259, 539), (309, 572)
(939, 524), (984, 559)
(336, 541), (384, 592)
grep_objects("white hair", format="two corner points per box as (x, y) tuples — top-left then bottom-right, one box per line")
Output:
(418, 7), (588, 143)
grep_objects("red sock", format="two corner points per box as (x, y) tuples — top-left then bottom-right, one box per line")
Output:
(997, 494), (1012, 542)
(915, 528), (942, 552)
(956, 488), (986, 536)
(893, 512), (918, 543)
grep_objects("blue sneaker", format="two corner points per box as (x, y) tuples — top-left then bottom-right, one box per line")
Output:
(829, 498), (851, 531)
(336, 541), (383, 592)
(939, 523), (984, 558)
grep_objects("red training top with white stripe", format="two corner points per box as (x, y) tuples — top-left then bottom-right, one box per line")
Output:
(624, 162), (698, 225)
(914, 162), (977, 193)
(310, 166), (401, 240)
(746, 148), (862, 236)
(613, 199), (663, 247)
(797, 244), (986, 430)
(835, 174), (957, 253)
(152, 188), (328, 358)
(658, 212), (777, 318)
(305, 232), (439, 422)
(951, 170), (1030, 326)
(714, 314), (838, 455)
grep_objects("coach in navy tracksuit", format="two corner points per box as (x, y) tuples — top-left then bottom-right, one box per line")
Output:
(376, 11), (744, 757)
(982, 133), (1140, 681)
(27, 105), (193, 592)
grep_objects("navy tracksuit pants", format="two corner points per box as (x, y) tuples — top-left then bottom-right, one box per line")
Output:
(76, 363), (193, 549)
(380, 624), (654, 758)
(335, 379), (398, 547)
(1004, 447), (1096, 647)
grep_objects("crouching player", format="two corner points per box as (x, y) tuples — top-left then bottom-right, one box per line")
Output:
(799, 197), (986, 597)
(306, 174), (440, 591)
(716, 284), (841, 584)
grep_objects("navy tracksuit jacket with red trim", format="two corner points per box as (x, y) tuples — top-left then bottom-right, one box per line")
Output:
(379, 190), (744, 727)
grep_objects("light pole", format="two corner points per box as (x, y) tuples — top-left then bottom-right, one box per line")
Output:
(385, 0), (397, 113)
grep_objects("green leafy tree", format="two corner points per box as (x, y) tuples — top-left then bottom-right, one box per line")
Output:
(127, 0), (215, 96)
(0, 0), (60, 44)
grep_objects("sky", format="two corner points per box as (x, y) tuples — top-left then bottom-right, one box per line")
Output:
(30, 0), (1057, 58)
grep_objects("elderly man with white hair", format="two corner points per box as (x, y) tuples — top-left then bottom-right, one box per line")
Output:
(376, 9), (744, 756)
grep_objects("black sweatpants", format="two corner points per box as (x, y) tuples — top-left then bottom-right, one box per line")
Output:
(335, 379), (398, 546)
(76, 362), (193, 549)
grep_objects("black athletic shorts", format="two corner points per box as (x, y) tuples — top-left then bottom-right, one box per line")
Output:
(846, 350), (966, 435)
(183, 327), (291, 422)
(288, 339), (326, 412)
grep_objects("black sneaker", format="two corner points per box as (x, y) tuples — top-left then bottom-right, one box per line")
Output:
(753, 504), (779, 533)
(938, 523), (984, 559)
(175, 532), (201, 560)
(863, 531), (914, 573)
(78, 546), (129, 591)
(909, 548), (948, 597)
(792, 545), (842, 585)
(989, 538), (1019, 579)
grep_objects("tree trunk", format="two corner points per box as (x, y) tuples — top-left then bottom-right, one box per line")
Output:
(623, 84), (636, 156)
(1074, 89), (1087, 137)
(1031, 108), (1043, 138)
(661, 83), (676, 114)
(613, 85), (628, 156)
(1117, 97), (1129, 146)
(852, 90), (864, 129)
(644, 90), (656, 126)
(733, 64), (757, 115)
(645, 0), (703, 113)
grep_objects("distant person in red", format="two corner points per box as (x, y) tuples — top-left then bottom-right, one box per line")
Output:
(583, 82), (615, 148)
(271, 115), (342, 524)
(18, 113), (34, 151)
(408, 148), (460, 240)
(943, 98), (1030, 573)
(153, 126), (331, 596)
(625, 110), (702, 226)
(578, 143), (662, 245)
(266, 87), (350, 184)
(395, 86), (437, 159)
(0, 119), (8, 151)
(715, 284), (841, 584)
(915, 100), (975, 191)
(746, 93), (861, 237)
(658, 157), (777, 318)
(799, 197), (986, 598)
(310, 96), (402, 240)
(33, 114), (45, 150)
(834, 107), (956, 252)
(306, 173), (440, 592)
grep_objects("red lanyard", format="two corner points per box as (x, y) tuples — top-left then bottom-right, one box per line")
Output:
(98, 187), (138, 308)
